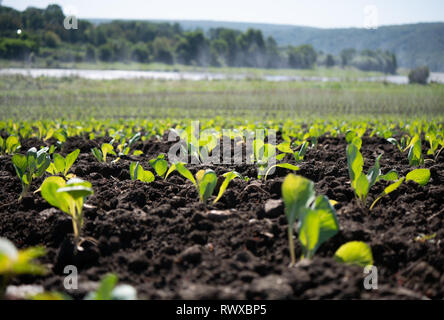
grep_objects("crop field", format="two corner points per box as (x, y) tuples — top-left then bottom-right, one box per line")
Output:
(1, 75), (444, 300)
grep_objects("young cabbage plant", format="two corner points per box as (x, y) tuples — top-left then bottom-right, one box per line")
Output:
(253, 139), (276, 178)
(129, 162), (155, 183)
(0, 238), (47, 298)
(294, 141), (308, 163)
(370, 168), (431, 210)
(405, 135), (424, 166)
(276, 141), (307, 164)
(195, 169), (218, 205)
(116, 132), (142, 156)
(282, 174), (339, 265)
(387, 137), (404, 153)
(149, 154), (168, 178)
(91, 143), (116, 163)
(12, 147), (51, 200)
(0, 136), (20, 155)
(46, 149), (80, 180)
(166, 163), (218, 205)
(425, 132), (440, 157)
(40, 177), (94, 250)
(346, 138), (398, 206)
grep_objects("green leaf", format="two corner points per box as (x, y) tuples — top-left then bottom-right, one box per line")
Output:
(196, 169), (217, 204)
(296, 141), (308, 161)
(264, 163), (299, 180)
(26, 148), (38, 173)
(277, 142), (293, 154)
(58, 185), (94, 199)
(380, 170), (398, 181)
(311, 196), (339, 250)
(129, 162), (154, 183)
(282, 174), (316, 225)
(12, 154), (27, 178)
(355, 173), (369, 201)
(40, 176), (70, 214)
(346, 143), (363, 187)
(85, 274), (118, 300)
(53, 153), (65, 174)
(165, 163), (176, 180)
(367, 154), (382, 189)
(213, 171), (241, 203)
(370, 177), (405, 210)
(406, 168), (431, 186)
(5, 136), (20, 154)
(149, 155), (168, 177)
(58, 178), (93, 200)
(299, 209), (320, 259)
(334, 241), (373, 267)
(129, 162), (138, 180)
(139, 170), (155, 183)
(345, 130), (357, 144)
(64, 149), (80, 176)
(101, 143), (115, 163)
(176, 163), (196, 186)
(91, 147), (103, 162)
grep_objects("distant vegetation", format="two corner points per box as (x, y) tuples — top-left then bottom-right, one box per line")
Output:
(172, 20), (444, 72)
(0, 4), (397, 73)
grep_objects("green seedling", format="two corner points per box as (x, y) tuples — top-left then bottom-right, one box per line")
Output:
(149, 154), (169, 178)
(12, 147), (51, 200)
(425, 132), (440, 157)
(213, 171), (241, 204)
(281, 174), (339, 265)
(405, 135), (424, 166)
(334, 241), (374, 267)
(91, 143), (116, 163)
(195, 169), (218, 205)
(0, 238), (47, 298)
(264, 163), (299, 180)
(46, 149), (80, 180)
(346, 138), (398, 206)
(0, 136), (20, 155)
(253, 139), (276, 178)
(370, 168), (431, 209)
(294, 141), (308, 163)
(276, 141), (307, 163)
(166, 163), (218, 205)
(115, 132), (142, 156)
(129, 162), (155, 183)
(40, 177), (94, 250)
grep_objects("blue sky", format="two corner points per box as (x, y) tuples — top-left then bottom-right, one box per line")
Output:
(3, 0), (444, 28)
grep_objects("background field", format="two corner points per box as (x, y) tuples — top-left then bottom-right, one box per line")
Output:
(2, 75), (444, 121)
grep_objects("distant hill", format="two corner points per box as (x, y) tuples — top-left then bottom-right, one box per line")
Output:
(90, 19), (444, 71)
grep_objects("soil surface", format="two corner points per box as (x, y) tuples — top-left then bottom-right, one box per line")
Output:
(1, 134), (443, 300)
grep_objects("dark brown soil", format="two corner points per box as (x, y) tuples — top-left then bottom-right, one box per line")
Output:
(1, 134), (443, 300)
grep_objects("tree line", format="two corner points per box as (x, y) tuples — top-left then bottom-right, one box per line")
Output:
(0, 4), (397, 73)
